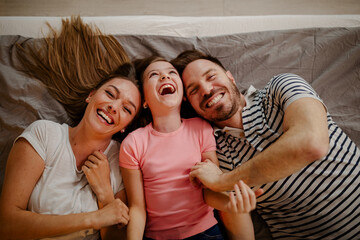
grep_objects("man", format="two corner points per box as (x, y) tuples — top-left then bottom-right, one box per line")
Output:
(171, 50), (360, 239)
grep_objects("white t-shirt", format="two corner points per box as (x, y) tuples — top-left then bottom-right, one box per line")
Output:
(17, 120), (124, 240)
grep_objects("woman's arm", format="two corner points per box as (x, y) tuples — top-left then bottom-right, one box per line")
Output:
(0, 138), (127, 239)
(120, 167), (146, 240)
(82, 151), (129, 239)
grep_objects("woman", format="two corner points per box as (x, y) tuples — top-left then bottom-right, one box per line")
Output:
(0, 17), (141, 239)
(120, 56), (260, 240)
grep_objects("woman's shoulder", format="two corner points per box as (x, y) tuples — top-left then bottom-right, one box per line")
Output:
(22, 120), (66, 140)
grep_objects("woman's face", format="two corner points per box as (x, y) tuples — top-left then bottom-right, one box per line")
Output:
(84, 77), (141, 136)
(142, 61), (183, 113)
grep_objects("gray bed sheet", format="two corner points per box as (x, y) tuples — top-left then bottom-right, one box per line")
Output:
(1, 27), (359, 193)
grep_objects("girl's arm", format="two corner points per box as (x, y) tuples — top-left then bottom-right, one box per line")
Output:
(0, 138), (127, 239)
(120, 167), (146, 240)
(201, 151), (259, 240)
(83, 151), (129, 239)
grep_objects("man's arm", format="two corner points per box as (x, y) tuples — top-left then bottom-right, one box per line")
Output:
(191, 97), (329, 192)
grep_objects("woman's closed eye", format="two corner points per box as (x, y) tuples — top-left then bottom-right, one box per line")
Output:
(105, 90), (115, 98)
(123, 105), (133, 115)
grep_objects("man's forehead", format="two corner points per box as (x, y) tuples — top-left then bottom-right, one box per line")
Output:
(184, 59), (215, 78)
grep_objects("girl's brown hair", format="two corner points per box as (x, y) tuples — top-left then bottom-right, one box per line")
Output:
(16, 16), (131, 126)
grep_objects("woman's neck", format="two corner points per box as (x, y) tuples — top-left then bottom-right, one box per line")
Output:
(69, 124), (111, 169)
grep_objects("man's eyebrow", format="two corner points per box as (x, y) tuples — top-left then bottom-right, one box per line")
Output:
(110, 85), (137, 111)
(202, 68), (215, 77)
(185, 68), (215, 92)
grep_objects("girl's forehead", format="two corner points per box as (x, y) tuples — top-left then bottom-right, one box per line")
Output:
(146, 61), (173, 72)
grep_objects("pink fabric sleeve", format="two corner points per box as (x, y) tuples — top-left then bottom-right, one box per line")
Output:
(119, 134), (140, 169)
(199, 119), (217, 153)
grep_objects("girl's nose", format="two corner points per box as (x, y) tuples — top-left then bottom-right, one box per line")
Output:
(161, 73), (170, 80)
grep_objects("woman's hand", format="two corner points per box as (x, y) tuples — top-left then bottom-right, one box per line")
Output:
(82, 150), (114, 205)
(91, 198), (129, 230)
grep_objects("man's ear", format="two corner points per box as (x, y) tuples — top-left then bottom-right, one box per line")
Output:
(226, 70), (236, 84)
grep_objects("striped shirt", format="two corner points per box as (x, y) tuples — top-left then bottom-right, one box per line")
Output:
(215, 73), (360, 239)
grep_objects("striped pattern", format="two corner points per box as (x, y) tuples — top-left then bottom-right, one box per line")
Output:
(216, 74), (360, 239)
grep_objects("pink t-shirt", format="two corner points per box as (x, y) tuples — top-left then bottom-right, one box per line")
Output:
(119, 117), (218, 239)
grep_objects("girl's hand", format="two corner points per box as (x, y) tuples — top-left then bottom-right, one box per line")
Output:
(226, 180), (263, 214)
(82, 150), (114, 205)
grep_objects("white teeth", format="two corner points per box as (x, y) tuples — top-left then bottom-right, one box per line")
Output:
(159, 84), (175, 95)
(207, 94), (223, 107)
(98, 110), (113, 124)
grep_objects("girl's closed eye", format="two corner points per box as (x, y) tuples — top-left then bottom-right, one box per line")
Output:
(149, 72), (159, 78)
(169, 70), (178, 75)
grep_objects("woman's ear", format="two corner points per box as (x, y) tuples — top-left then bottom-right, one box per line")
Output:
(86, 90), (95, 103)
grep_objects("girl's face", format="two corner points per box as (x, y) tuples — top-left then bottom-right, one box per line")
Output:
(142, 61), (183, 113)
(84, 77), (141, 137)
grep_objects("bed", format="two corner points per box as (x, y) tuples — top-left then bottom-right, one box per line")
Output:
(0, 16), (359, 237)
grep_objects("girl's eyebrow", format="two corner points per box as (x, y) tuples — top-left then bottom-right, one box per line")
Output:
(109, 85), (137, 111)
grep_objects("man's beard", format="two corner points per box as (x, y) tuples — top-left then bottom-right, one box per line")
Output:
(204, 83), (241, 122)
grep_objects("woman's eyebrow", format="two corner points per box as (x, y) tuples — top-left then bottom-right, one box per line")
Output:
(110, 85), (137, 111)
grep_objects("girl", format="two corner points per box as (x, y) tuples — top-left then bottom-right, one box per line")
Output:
(119, 56), (260, 240)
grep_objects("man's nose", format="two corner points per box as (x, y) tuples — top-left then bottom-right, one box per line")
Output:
(200, 82), (213, 96)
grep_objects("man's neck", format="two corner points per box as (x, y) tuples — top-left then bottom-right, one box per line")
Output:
(215, 108), (243, 130)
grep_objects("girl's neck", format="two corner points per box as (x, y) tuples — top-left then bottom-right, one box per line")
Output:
(152, 111), (182, 133)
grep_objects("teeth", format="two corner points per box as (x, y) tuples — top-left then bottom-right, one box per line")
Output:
(98, 110), (113, 124)
(159, 84), (175, 95)
(207, 94), (223, 107)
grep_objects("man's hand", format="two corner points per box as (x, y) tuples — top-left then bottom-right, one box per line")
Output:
(82, 150), (114, 205)
(189, 159), (224, 191)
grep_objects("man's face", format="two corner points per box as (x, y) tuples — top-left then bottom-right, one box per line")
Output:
(182, 59), (241, 123)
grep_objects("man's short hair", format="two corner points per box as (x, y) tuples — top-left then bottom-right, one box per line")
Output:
(171, 50), (226, 77)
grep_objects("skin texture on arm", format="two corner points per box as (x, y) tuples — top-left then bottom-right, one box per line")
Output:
(190, 98), (330, 191)
(0, 139), (128, 239)
(200, 151), (257, 240)
(120, 167), (146, 240)
(82, 151), (129, 239)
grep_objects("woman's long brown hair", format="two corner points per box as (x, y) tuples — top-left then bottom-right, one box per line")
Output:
(16, 16), (131, 126)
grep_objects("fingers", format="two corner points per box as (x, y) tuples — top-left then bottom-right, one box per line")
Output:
(254, 188), (264, 198)
(231, 180), (258, 214)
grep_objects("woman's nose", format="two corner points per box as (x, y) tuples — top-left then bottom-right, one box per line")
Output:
(108, 104), (116, 113)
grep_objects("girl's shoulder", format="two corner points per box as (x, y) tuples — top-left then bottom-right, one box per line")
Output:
(183, 117), (212, 129)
